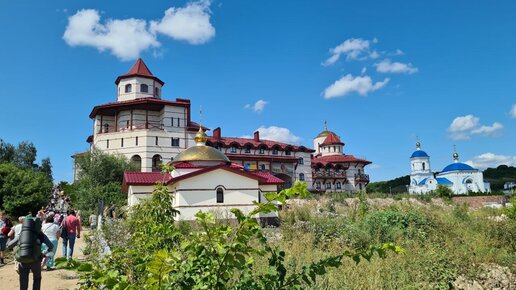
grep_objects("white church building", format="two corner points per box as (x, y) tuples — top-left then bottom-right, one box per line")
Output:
(409, 142), (490, 195)
(122, 126), (283, 221)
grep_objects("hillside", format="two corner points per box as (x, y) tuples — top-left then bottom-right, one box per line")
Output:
(368, 165), (516, 193)
(483, 165), (516, 191)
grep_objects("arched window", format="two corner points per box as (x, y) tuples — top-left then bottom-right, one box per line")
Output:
(259, 146), (265, 154)
(216, 188), (224, 203)
(325, 182), (331, 189)
(244, 145), (252, 153)
(315, 182), (321, 189)
(298, 157), (304, 165)
(140, 84), (149, 93)
(103, 123), (109, 133)
(299, 173), (305, 181)
(131, 155), (142, 172)
(125, 84), (132, 93)
(422, 162), (426, 170)
(152, 154), (162, 172)
(231, 145), (237, 153)
(155, 87), (160, 97)
(336, 182), (341, 189)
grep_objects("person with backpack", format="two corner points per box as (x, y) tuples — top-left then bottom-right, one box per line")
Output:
(61, 209), (80, 259)
(7, 218), (54, 290)
(0, 211), (10, 264)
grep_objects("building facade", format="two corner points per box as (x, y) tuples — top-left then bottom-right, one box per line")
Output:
(311, 126), (372, 193)
(86, 59), (209, 173)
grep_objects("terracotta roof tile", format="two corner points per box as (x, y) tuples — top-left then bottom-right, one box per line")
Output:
(321, 132), (344, 145)
(312, 155), (371, 166)
(115, 58), (164, 85)
(207, 137), (314, 153)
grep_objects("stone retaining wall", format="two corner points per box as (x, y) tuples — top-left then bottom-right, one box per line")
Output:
(452, 195), (507, 208)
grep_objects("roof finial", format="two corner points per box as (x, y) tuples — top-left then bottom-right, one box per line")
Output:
(324, 120), (328, 132)
(453, 144), (459, 162)
(416, 135), (421, 150)
(195, 105), (207, 145)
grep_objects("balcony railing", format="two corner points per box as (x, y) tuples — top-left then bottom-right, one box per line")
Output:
(354, 173), (370, 182)
(312, 170), (346, 178)
(98, 121), (164, 134)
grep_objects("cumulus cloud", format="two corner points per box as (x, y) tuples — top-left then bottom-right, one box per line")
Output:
(448, 115), (503, 140)
(149, 0), (215, 44)
(244, 126), (301, 144)
(465, 153), (516, 169)
(322, 38), (374, 66)
(375, 59), (418, 74)
(63, 9), (159, 61)
(63, 1), (215, 60)
(244, 99), (268, 113)
(323, 74), (389, 99)
(510, 104), (516, 118)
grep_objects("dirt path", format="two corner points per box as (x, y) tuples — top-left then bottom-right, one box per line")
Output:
(0, 231), (89, 290)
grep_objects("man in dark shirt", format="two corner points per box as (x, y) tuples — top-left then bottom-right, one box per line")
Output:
(7, 225), (54, 290)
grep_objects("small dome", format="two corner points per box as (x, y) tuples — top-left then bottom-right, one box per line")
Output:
(441, 162), (476, 173)
(173, 146), (230, 163)
(317, 130), (332, 138)
(410, 150), (429, 158)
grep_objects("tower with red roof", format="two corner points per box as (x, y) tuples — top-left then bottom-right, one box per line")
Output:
(312, 123), (372, 192)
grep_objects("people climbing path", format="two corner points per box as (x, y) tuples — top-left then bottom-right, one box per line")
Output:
(0, 229), (88, 289)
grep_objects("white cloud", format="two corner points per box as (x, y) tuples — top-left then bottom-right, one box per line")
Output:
(465, 153), (516, 170)
(149, 0), (215, 45)
(375, 59), (418, 74)
(471, 122), (504, 136)
(322, 38), (374, 66)
(448, 115), (503, 140)
(360, 67), (367, 75)
(63, 9), (159, 61)
(510, 104), (516, 118)
(394, 49), (404, 55)
(243, 126), (301, 144)
(63, 1), (215, 60)
(244, 99), (268, 113)
(323, 74), (389, 99)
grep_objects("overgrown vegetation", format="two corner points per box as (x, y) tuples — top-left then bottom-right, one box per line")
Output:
(79, 177), (400, 289)
(483, 165), (516, 191)
(279, 195), (515, 289)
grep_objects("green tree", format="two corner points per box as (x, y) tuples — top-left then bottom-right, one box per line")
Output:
(0, 139), (16, 163)
(13, 141), (37, 169)
(436, 184), (453, 198)
(39, 157), (53, 182)
(0, 163), (52, 217)
(71, 148), (136, 211)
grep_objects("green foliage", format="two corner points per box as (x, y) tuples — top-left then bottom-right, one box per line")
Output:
(366, 175), (410, 194)
(0, 163), (52, 216)
(436, 184), (453, 199)
(70, 148), (137, 211)
(79, 180), (399, 289)
(483, 165), (516, 191)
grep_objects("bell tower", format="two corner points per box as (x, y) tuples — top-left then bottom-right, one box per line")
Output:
(115, 58), (165, 102)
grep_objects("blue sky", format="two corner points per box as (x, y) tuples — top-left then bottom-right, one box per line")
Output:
(0, 0), (515, 183)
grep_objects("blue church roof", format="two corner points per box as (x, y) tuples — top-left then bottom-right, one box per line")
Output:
(418, 178), (428, 185)
(410, 150), (429, 158)
(436, 177), (453, 185)
(441, 163), (476, 173)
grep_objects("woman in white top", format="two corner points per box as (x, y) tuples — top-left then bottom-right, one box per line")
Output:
(41, 215), (60, 269)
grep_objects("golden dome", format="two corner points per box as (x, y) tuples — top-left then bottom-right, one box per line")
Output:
(316, 130), (331, 138)
(194, 127), (208, 143)
(173, 146), (230, 163)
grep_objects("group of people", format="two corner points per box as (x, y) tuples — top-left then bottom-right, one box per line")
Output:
(0, 191), (84, 290)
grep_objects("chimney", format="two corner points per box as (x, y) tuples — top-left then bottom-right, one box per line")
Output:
(213, 127), (221, 140)
(254, 131), (260, 141)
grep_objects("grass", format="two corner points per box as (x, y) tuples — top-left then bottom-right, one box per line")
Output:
(274, 195), (515, 289)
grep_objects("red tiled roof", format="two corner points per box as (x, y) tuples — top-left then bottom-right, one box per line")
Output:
(89, 97), (191, 118)
(124, 172), (171, 184)
(115, 58), (164, 85)
(248, 171), (285, 184)
(225, 153), (298, 163)
(207, 137), (314, 153)
(321, 132), (344, 145)
(312, 154), (371, 166)
(122, 171), (171, 192)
